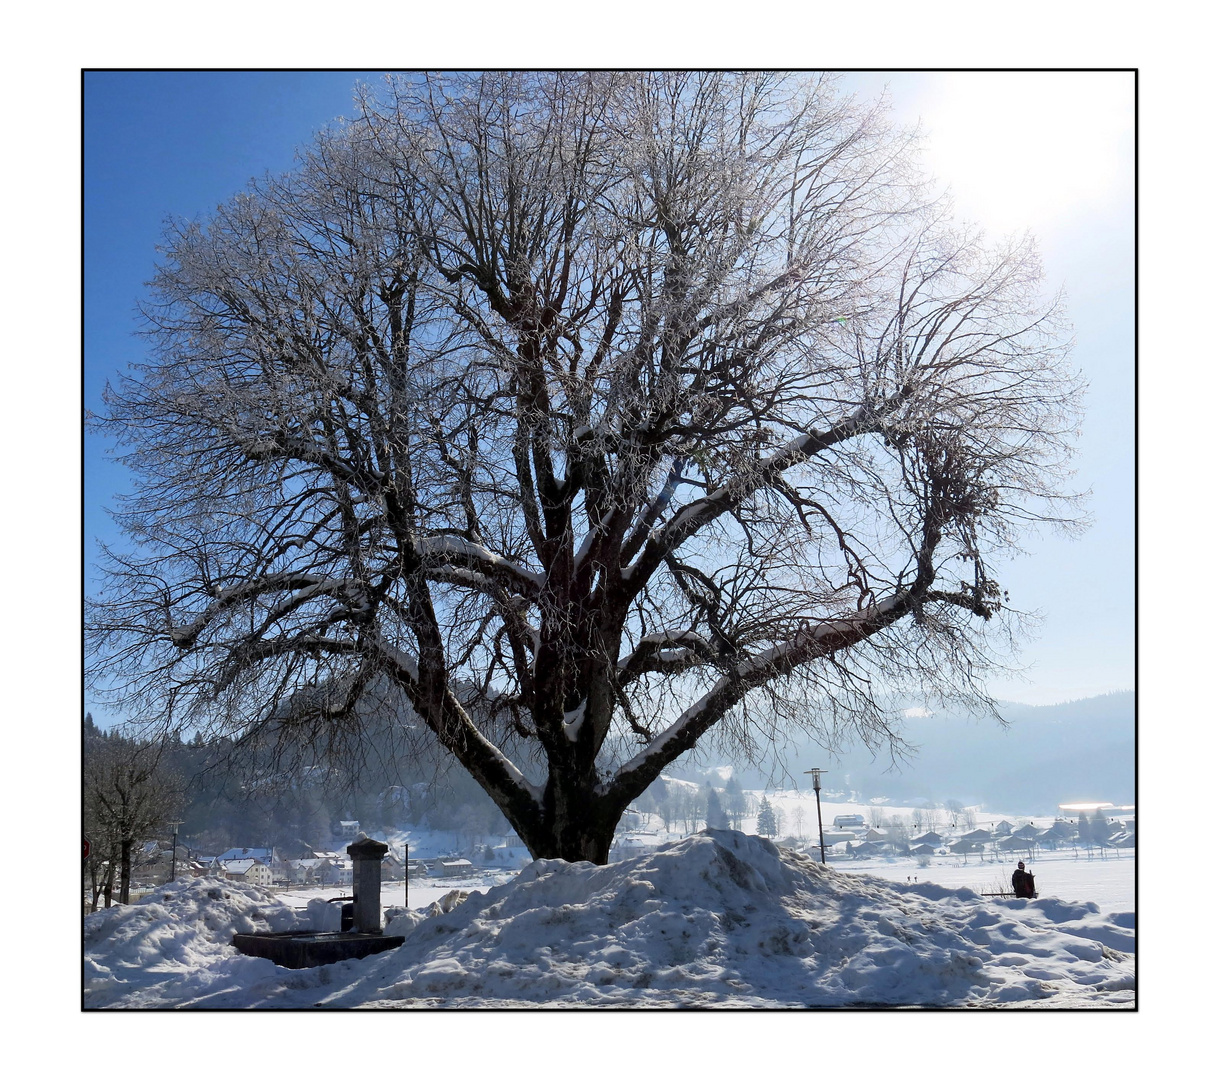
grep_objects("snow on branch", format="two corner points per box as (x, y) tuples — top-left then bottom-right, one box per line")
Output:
(416, 536), (545, 600)
(616, 630), (718, 684)
(168, 574), (361, 649)
(607, 589), (914, 799)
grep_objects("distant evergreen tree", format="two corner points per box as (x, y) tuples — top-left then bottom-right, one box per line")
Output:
(705, 786), (728, 830)
(1090, 809), (1111, 855)
(757, 796), (778, 838)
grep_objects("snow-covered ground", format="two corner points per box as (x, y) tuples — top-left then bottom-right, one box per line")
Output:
(271, 850), (1134, 917)
(84, 830), (1134, 1009)
(272, 870), (522, 915)
(842, 851), (1135, 911)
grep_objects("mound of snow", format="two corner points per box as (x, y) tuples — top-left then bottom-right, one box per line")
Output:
(306, 897), (346, 931)
(84, 879), (308, 1009)
(84, 832), (1134, 1008)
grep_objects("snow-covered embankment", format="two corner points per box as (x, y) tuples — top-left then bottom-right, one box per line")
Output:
(84, 830), (1134, 1008)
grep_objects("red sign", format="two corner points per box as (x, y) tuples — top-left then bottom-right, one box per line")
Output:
(84, 838), (91, 861)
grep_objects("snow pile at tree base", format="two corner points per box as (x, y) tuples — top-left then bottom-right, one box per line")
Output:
(83, 831), (1134, 1008)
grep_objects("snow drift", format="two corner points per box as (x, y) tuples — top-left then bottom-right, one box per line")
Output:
(83, 831), (1134, 1008)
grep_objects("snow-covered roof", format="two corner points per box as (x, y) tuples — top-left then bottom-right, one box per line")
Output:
(216, 848), (272, 863)
(997, 836), (1035, 851)
(948, 838), (984, 852)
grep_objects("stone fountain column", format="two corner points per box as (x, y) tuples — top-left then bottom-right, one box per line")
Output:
(347, 837), (389, 934)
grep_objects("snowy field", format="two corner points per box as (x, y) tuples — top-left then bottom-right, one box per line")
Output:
(84, 830), (1134, 1010)
(841, 851), (1135, 911)
(269, 851), (1134, 918)
(272, 870), (522, 915)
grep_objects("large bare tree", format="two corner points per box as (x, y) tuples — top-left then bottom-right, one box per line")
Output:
(88, 72), (1082, 863)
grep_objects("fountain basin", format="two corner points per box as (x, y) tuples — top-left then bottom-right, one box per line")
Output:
(232, 929), (405, 969)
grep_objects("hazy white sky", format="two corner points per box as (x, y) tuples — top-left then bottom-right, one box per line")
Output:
(879, 72), (1134, 235)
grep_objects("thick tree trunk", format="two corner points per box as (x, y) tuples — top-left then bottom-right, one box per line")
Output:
(515, 792), (620, 864)
(102, 852), (115, 908)
(89, 862), (103, 913)
(119, 839), (133, 905)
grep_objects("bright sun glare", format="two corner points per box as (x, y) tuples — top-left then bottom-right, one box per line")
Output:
(908, 72), (1133, 237)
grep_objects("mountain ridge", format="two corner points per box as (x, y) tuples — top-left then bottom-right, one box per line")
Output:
(682, 690), (1135, 813)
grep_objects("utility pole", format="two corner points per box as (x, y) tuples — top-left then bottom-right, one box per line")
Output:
(167, 821), (183, 882)
(806, 770), (827, 865)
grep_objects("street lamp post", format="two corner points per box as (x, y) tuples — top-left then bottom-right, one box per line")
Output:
(806, 770), (827, 865)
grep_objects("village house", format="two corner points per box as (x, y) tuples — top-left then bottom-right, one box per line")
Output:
(997, 835), (1037, 856)
(289, 857), (332, 885)
(850, 840), (894, 858)
(222, 858), (274, 887)
(1038, 822), (1075, 849)
(948, 837), (985, 863)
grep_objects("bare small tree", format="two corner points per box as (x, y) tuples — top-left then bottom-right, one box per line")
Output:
(792, 804), (806, 838)
(88, 71), (1082, 864)
(945, 798), (964, 829)
(84, 723), (183, 906)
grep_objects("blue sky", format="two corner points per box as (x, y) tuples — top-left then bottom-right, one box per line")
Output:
(83, 71), (1136, 719)
(85, 71), (389, 551)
